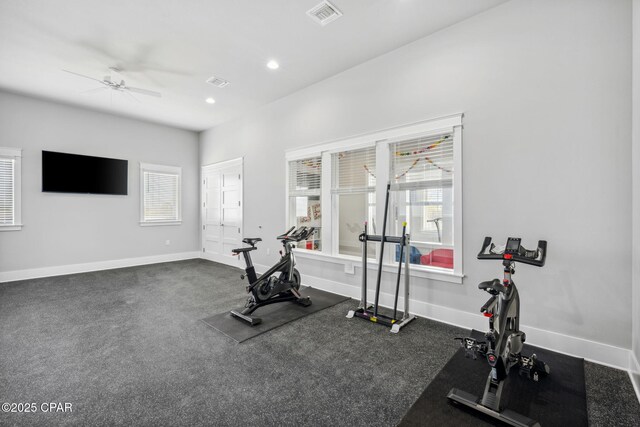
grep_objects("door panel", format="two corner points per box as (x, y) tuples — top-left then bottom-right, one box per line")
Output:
(201, 160), (243, 267)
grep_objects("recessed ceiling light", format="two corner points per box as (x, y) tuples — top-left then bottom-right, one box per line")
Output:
(205, 97), (215, 104)
(266, 60), (279, 70)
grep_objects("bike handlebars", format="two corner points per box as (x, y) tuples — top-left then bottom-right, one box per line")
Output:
(276, 226), (296, 240)
(477, 237), (547, 267)
(277, 226), (316, 243)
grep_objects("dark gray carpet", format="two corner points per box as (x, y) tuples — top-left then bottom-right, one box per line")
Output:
(0, 259), (638, 426)
(201, 287), (350, 343)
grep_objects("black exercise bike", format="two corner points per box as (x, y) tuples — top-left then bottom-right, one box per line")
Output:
(448, 237), (549, 427)
(230, 226), (314, 326)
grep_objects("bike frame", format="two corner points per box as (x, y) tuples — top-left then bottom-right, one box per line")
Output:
(239, 240), (296, 291)
(485, 260), (521, 383)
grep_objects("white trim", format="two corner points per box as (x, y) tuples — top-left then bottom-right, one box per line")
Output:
(321, 151), (332, 252)
(139, 162), (181, 174)
(0, 224), (23, 231)
(293, 248), (464, 283)
(202, 157), (243, 172)
(139, 162), (183, 225)
(0, 252), (200, 283)
(630, 352), (640, 404)
(291, 270), (633, 371)
(201, 251), (243, 269)
(452, 125), (463, 277)
(0, 147), (22, 230)
(285, 113), (463, 160)
(376, 139), (391, 264)
(285, 159), (290, 232)
(139, 221), (182, 227)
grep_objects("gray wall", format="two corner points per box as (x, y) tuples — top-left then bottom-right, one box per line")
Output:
(201, 0), (633, 349)
(0, 91), (199, 272)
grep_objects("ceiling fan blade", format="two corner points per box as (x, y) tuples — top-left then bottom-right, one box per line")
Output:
(63, 69), (105, 84)
(126, 86), (162, 98)
(123, 91), (141, 103)
(80, 86), (108, 94)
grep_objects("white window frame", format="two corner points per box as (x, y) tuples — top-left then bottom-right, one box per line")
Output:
(285, 114), (463, 283)
(139, 162), (182, 226)
(330, 145), (377, 257)
(286, 156), (323, 250)
(0, 147), (23, 231)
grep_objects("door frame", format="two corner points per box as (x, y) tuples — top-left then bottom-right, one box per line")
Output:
(201, 157), (244, 268)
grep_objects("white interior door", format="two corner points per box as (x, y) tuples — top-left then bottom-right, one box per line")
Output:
(202, 158), (243, 267)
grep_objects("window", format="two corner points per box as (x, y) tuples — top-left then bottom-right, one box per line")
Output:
(288, 156), (322, 250)
(140, 163), (182, 225)
(391, 132), (454, 270)
(332, 146), (376, 257)
(0, 147), (22, 231)
(284, 114), (462, 280)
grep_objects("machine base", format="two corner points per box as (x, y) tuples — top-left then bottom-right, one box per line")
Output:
(229, 310), (262, 326)
(447, 388), (540, 427)
(230, 295), (312, 326)
(346, 307), (416, 333)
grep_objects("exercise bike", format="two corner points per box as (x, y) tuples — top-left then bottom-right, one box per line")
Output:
(447, 237), (549, 427)
(230, 226), (314, 326)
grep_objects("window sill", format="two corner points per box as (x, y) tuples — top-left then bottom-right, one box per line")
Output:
(139, 221), (182, 227)
(293, 248), (463, 284)
(0, 224), (23, 231)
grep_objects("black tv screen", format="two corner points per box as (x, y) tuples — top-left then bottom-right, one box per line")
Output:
(42, 151), (128, 195)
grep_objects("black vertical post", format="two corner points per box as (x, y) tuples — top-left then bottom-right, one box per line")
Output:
(361, 221), (368, 309)
(393, 222), (407, 320)
(373, 183), (391, 317)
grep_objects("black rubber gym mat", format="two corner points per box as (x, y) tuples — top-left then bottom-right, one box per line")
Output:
(398, 330), (588, 426)
(201, 287), (349, 343)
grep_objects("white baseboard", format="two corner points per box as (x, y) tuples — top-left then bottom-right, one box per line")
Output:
(295, 270), (635, 373)
(630, 351), (640, 404)
(0, 252), (201, 283)
(201, 252), (244, 270)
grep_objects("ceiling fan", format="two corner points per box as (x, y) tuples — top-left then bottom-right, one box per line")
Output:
(63, 67), (162, 98)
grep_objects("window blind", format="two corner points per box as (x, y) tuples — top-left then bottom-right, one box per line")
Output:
(391, 132), (453, 189)
(289, 157), (322, 197)
(0, 157), (14, 225)
(143, 171), (179, 221)
(332, 146), (376, 194)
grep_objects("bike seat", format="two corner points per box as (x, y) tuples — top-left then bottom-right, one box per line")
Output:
(242, 237), (262, 246)
(479, 279), (507, 295)
(232, 246), (256, 254)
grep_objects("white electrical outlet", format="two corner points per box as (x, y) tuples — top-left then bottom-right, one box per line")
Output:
(344, 263), (355, 275)
(165, 240), (170, 246)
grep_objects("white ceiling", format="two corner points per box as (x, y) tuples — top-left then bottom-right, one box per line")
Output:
(0, 0), (507, 131)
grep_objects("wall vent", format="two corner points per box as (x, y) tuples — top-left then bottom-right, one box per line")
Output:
(307, 1), (342, 26)
(206, 76), (230, 88)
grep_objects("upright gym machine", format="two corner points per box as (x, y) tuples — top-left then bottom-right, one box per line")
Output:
(448, 236), (549, 427)
(346, 184), (416, 333)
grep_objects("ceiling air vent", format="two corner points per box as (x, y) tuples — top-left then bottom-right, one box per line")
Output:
(307, 1), (342, 26)
(206, 76), (230, 88)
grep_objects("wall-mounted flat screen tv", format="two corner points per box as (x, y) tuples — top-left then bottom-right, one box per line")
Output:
(42, 151), (128, 195)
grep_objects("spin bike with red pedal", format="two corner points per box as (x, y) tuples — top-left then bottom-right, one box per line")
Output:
(447, 236), (549, 427)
